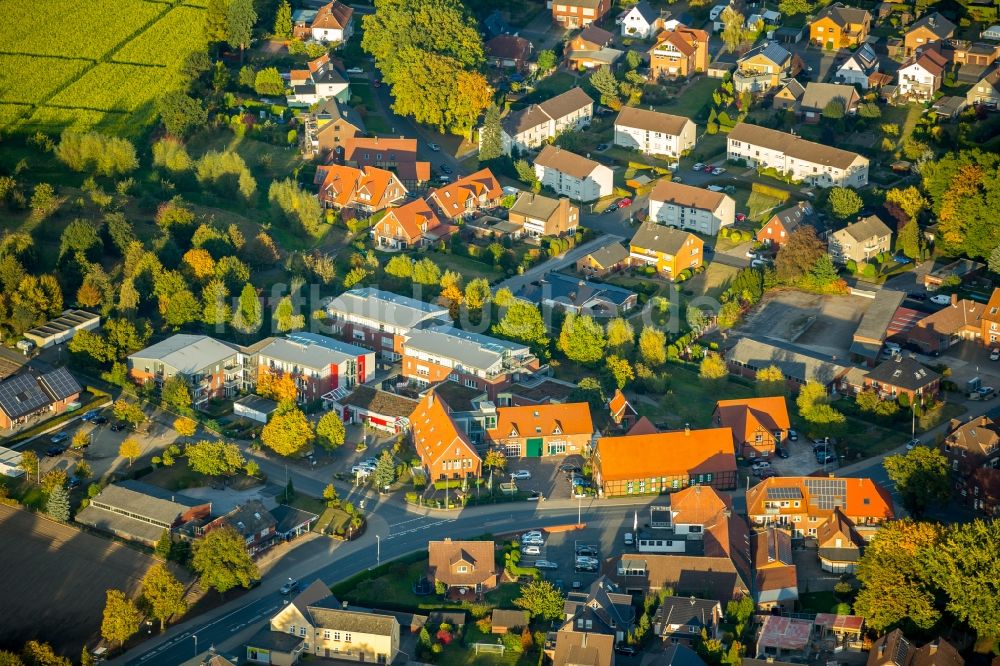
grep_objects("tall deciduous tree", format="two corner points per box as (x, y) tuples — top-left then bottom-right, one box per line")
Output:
(896, 219), (924, 260)
(883, 447), (951, 516)
(557, 313), (605, 364)
(205, 0), (229, 43)
(316, 411), (346, 449)
(273, 295), (305, 332)
(232, 283), (262, 334)
(119, 438), (141, 466)
(699, 352), (727, 380)
(638, 327), (667, 367)
(256, 368), (298, 402)
(606, 318), (635, 349)
(101, 589), (142, 647)
(493, 301), (549, 351)
(776, 226), (825, 282)
(185, 440), (246, 476)
(192, 527), (260, 595)
(142, 563), (188, 630)
(514, 580), (564, 620)
(161, 376), (192, 411)
(720, 7), (749, 52)
(21, 641), (69, 666)
(261, 403), (315, 456)
(273, 0), (293, 39)
(827, 187), (863, 220)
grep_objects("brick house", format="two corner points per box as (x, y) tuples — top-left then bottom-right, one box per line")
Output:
(713, 396), (791, 459)
(340, 137), (431, 190)
(745, 476), (894, 538)
(372, 198), (452, 249)
(485, 34), (533, 71)
(593, 427), (739, 496)
(427, 168), (503, 222)
(941, 416), (1000, 516)
(409, 391), (482, 482)
(485, 402), (595, 457)
(608, 389), (638, 429)
(552, 0), (612, 28)
(816, 507), (865, 572)
(508, 192), (579, 238)
(629, 221), (704, 280)
(200, 500), (277, 557)
(314, 164), (407, 214)
(128, 334), (240, 405)
(566, 25), (622, 69)
(980, 288), (1000, 345)
(756, 202), (814, 248)
(904, 12), (955, 56)
(325, 287), (450, 360)
(809, 3), (871, 49)
(428, 538), (498, 594)
(649, 26), (710, 79)
(862, 356), (941, 403)
(0, 367), (83, 431)
(301, 98), (365, 159)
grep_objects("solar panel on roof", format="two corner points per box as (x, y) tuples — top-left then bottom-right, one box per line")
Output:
(39, 368), (82, 401)
(0, 374), (49, 419)
(805, 478), (846, 510)
(766, 487), (804, 500)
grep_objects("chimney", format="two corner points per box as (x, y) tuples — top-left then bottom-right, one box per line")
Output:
(951, 293), (958, 306)
(981, 416), (989, 426)
(684, 423), (691, 435)
(343, 600), (349, 609)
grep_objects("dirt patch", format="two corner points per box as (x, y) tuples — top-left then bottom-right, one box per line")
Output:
(0, 505), (162, 655)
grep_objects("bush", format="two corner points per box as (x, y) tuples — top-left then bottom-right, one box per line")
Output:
(750, 181), (791, 202)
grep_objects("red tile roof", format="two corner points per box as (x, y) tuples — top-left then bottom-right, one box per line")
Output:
(595, 428), (737, 481)
(489, 402), (594, 439)
(429, 168), (503, 220)
(311, 0), (353, 30)
(409, 391), (480, 469)
(315, 164), (403, 208)
(377, 198), (443, 243)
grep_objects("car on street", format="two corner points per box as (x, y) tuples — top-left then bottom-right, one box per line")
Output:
(351, 466), (372, 476)
(534, 560), (559, 570)
(692, 162), (705, 171)
(523, 545), (541, 556)
(604, 202), (619, 214)
(623, 532), (634, 546)
(672, 176), (683, 183)
(92, 416), (108, 425)
(735, 213), (747, 222)
(81, 409), (100, 422)
(68, 477), (83, 490)
(527, 491), (543, 501)
(991, 348), (999, 361)
(930, 294), (953, 305)
(711, 167), (726, 175)
(45, 445), (66, 457)
(750, 461), (771, 472)
(280, 578), (300, 595)
(703, 164), (714, 173)
(110, 421), (126, 432)
(595, 143), (608, 151)
(559, 463), (580, 472)
(977, 386), (996, 400)
(787, 429), (798, 441)
(906, 438), (920, 450)
(427, 143), (440, 151)
(510, 470), (531, 480)
(50, 432), (69, 445)
(617, 198), (632, 208)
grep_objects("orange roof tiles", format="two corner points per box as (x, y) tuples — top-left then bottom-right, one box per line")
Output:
(311, 0), (353, 30)
(429, 168), (503, 220)
(378, 198), (442, 242)
(626, 416), (659, 436)
(595, 428), (737, 481)
(409, 391), (480, 468)
(341, 137), (431, 183)
(489, 402), (594, 439)
(669, 485), (732, 525)
(714, 396), (790, 443)
(315, 164), (403, 208)
(746, 476), (894, 521)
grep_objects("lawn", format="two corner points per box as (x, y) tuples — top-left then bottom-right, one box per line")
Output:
(746, 191), (785, 223)
(436, 623), (535, 666)
(799, 591), (846, 614)
(651, 77), (722, 122)
(516, 72), (577, 108)
(425, 251), (506, 282)
(350, 83), (393, 134)
(639, 365), (757, 429)
(0, 0), (203, 135)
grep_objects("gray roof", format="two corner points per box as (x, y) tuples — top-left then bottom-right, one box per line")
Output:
(836, 215), (893, 243)
(739, 41), (791, 67)
(658, 644), (709, 666)
(654, 597), (720, 633)
(770, 201), (814, 232)
(75, 505), (170, 544)
(233, 394), (279, 414)
(259, 333), (370, 371)
(129, 334), (236, 375)
(854, 289), (906, 343)
(403, 325), (530, 372)
(844, 43), (879, 72)
(800, 82), (858, 111)
(584, 242), (630, 269)
(326, 288), (449, 329)
(510, 191), (562, 220)
(246, 628), (305, 653)
(779, 79), (805, 99)
(727, 337), (851, 385)
(221, 500), (276, 537)
(909, 12), (956, 39)
(38, 367), (82, 401)
(78, 480), (206, 541)
(816, 3), (871, 28)
(864, 356), (940, 391)
(503, 87), (594, 136)
(631, 221), (695, 256)
(270, 504), (318, 535)
(307, 606), (398, 636)
(25, 309), (99, 341)
(628, 0), (660, 24)
(0, 373), (53, 420)
(818, 547), (861, 562)
(518, 271), (636, 309)
(315, 97), (366, 133)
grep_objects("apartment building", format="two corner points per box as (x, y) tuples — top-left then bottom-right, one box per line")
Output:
(533, 145), (613, 202)
(300, 98), (365, 159)
(409, 391), (482, 481)
(485, 402), (595, 457)
(490, 87), (594, 154)
(734, 42), (795, 93)
(401, 325), (539, 399)
(614, 106), (696, 158)
(941, 416), (1000, 516)
(827, 215), (892, 264)
(745, 476), (894, 538)
(649, 26), (710, 78)
(256, 333), (375, 404)
(508, 192), (579, 237)
(727, 122), (869, 188)
(313, 164), (407, 214)
(552, 0), (612, 28)
(629, 221), (704, 279)
(128, 334), (240, 405)
(325, 287), (450, 360)
(648, 179), (735, 236)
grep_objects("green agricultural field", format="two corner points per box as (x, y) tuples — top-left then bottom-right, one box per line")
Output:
(0, 0), (204, 136)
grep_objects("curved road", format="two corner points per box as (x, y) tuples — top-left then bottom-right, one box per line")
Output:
(119, 488), (652, 666)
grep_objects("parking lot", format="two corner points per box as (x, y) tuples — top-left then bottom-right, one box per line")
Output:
(501, 454), (590, 501)
(736, 291), (871, 358)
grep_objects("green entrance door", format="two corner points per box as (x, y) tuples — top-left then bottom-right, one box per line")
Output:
(526, 438), (543, 457)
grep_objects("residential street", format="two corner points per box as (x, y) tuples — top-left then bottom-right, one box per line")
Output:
(498, 234), (625, 292)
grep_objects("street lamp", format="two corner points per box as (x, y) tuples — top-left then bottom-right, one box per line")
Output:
(193, 635), (198, 658)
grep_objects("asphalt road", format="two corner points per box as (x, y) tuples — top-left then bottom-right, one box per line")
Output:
(497, 234), (625, 293)
(119, 500), (650, 666)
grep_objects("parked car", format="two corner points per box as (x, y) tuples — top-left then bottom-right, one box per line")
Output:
(604, 202), (619, 214)
(439, 164), (453, 174)
(623, 532), (634, 546)
(615, 645), (638, 656)
(68, 477), (83, 490)
(617, 198), (632, 208)
(595, 143), (609, 151)
(527, 491), (543, 501)
(787, 429), (798, 441)
(575, 545), (598, 557)
(894, 254), (913, 264)
(735, 213), (747, 222)
(280, 578), (300, 595)
(776, 447), (790, 459)
(692, 162), (705, 171)
(712, 167), (726, 175)
(906, 438), (920, 450)
(428, 143), (441, 151)
(81, 409), (100, 422)
(908, 292), (927, 301)
(758, 469), (778, 479)
(930, 294), (953, 305)
(534, 560), (559, 570)
(510, 470), (531, 480)
(672, 176), (683, 183)
(991, 348), (999, 361)
(351, 465), (372, 475)
(92, 416), (108, 425)
(110, 421), (126, 432)
(45, 445), (66, 457)
(575, 556), (599, 567)
(978, 386), (996, 400)
(523, 545), (542, 556)
(750, 461), (771, 472)
(346, 67), (364, 75)
(703, 164), (714, 173)
(559, 463), (581, 472)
